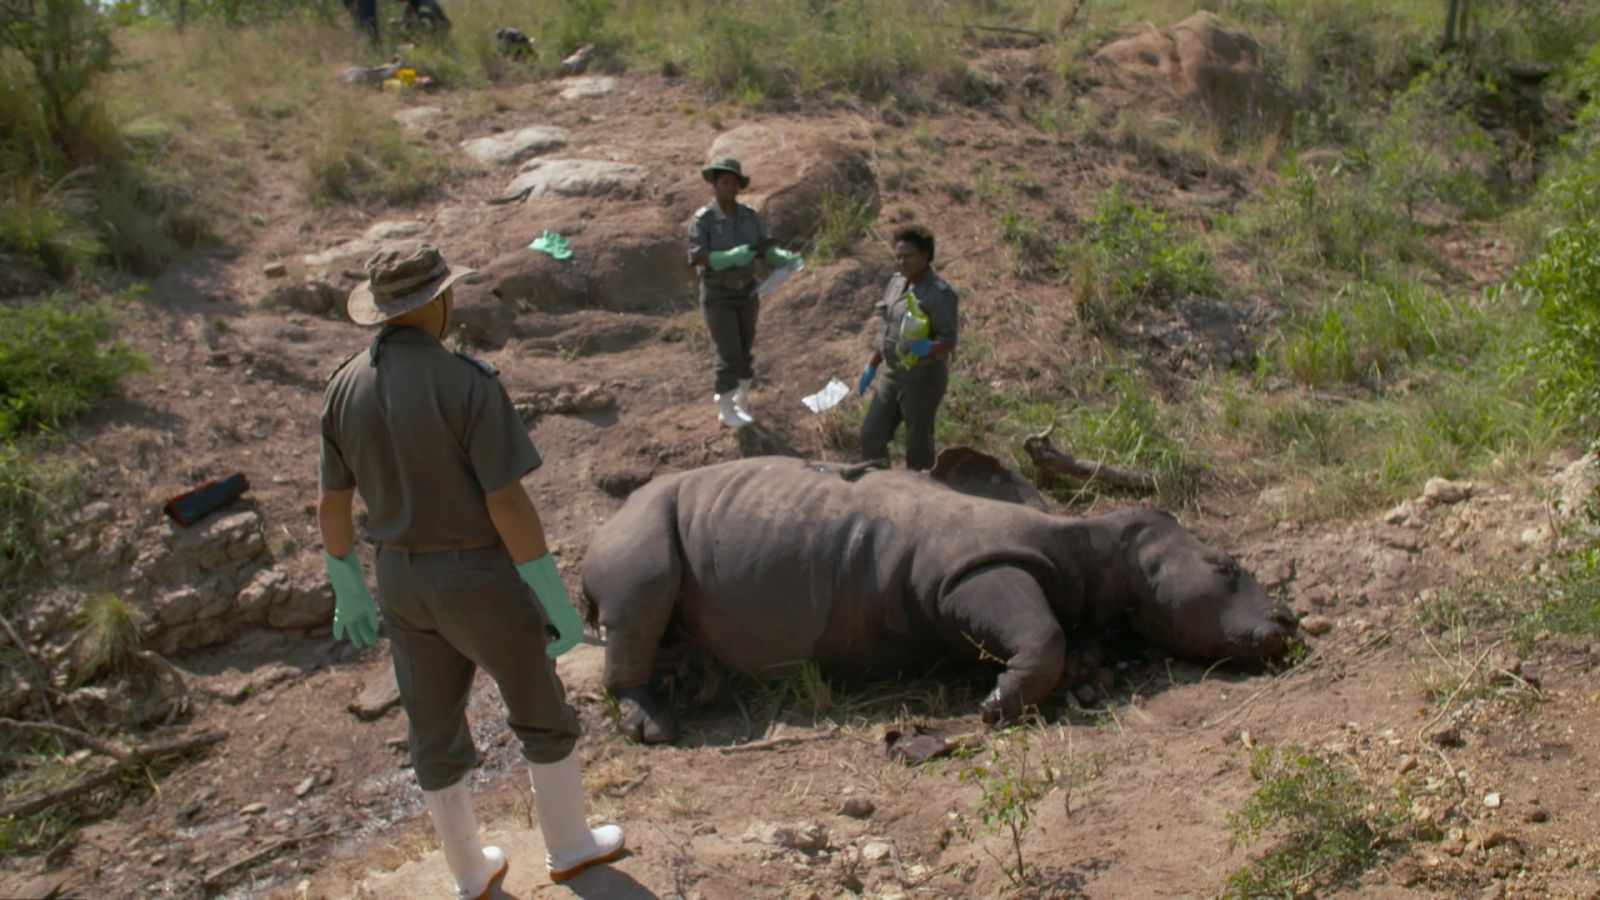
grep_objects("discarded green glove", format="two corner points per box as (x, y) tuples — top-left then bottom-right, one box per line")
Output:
(516, 553), (584, 658)
(708, 245), (756, 271)
(529, 230), (572, 260)
(765, 246), (802, 268)
(324, 551), (379, 648)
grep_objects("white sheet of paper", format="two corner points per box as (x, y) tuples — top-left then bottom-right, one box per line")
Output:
(801, 377), (851, 413)
(757, 259), (803, 296)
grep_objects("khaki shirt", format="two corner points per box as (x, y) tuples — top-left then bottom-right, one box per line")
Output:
(320, 326), (541, 550)
(876, 270), (959, 375)
(688, 201), (768, 295)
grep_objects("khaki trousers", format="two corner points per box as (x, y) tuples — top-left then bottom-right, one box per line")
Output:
(376, 543), (580, 790)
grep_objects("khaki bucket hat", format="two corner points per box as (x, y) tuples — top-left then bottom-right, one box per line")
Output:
(346, 246), (474, 326)
(701, 156), (750, 187)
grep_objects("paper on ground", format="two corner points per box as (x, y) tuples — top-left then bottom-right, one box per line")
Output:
(802, 377), (850, 413)
(757, 259), (804, 296)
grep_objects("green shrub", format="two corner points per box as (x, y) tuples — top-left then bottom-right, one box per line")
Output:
(806, 189), (875, 263)
(1068, 185), (1217, 332)
(1225, 745), (1407, 898)
(1513, 220), (1600, 432)
(73, 592), (142, 683)
(304, 97), (447, 207)
(0, 297), (146, 439)
(0, 443), (80, 585)
(1267, 277), (1490, 388)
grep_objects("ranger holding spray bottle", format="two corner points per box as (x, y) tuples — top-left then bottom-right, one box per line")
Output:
(857, 225), (959, 471)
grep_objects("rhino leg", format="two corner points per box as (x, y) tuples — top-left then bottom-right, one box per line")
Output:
(937, 564), (1066, 724)
(582, 491), (684, 744)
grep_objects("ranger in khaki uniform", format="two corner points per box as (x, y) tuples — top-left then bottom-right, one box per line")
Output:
(687, 156), (801, 428)
(318, 247), (624, 896)
(857, 225), (959, 471)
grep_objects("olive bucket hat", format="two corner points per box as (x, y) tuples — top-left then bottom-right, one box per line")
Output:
(701, 156), (750, 187)
(346, 246), (474, 326)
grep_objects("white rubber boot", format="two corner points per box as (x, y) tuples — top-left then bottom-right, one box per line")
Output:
(733, 378), (755, 423)
(422, 780), (509, 900)
(715, 392), (752, 428)
(528, 752), (625, 882)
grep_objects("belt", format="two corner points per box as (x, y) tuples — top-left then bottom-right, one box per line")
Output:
(376, 539), (500, 555)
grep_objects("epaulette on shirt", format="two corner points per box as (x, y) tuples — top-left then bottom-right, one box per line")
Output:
(454, 351), (500, 378)
(326, 349), (362, 385)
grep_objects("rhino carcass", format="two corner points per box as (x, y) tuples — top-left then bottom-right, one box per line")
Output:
(581, 456), (1296, 743)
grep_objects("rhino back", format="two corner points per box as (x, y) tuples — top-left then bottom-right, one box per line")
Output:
(667, 458), (1067, 675)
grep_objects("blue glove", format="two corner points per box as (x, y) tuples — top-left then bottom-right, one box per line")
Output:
(765, 246), (802, 268)
(324, 551), (379, 648)
(907, 338), (933, 359)
(858, 361), (877, 396)
(707, 245), (756, 271)
(516, 553), (584, 658)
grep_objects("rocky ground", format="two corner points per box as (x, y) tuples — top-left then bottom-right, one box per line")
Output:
(2, 12), (1598, 900)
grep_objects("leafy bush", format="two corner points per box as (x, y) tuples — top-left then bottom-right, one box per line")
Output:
(950, 728), (1057, 885)
(1068, 185), (1217, 332)
(0, 297), (145, 438)
(1513, 220), (1600, 432)
(1267, 277), (1490, 388)
(1225, 745), (1407, 898)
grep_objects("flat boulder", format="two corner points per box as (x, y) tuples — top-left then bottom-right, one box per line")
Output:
(559, 76), (617, 100)
(493, 158), (650, 204)
(303, 219), (432, 268)
(468, 215), (691, 318)
(459, 125), (569, 166)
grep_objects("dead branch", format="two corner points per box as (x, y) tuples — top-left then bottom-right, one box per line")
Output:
(0, 717), (136, 767)
(719, 727), (840, 755)
(0, 728), (227, 819)
(1022, 424), (1158, 494)
(939, 22), (1050, 40)
(202, 828), (339, 889)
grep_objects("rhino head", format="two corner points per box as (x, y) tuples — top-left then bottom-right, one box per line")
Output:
(1124, 511), (1298, 663)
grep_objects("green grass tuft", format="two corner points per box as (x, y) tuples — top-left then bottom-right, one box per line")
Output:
(1225, 745), (1408, 898)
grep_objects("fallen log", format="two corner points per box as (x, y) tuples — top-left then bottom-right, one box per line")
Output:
(0, 728), (227, 819)
(1022, 424), (1158, 494)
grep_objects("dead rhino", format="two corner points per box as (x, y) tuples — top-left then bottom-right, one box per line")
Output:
(581, 456), (1297, 743)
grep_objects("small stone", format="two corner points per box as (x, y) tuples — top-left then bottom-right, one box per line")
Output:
(1483, 791), (1502, 809)
(839, 797), (875, 818)
(263, 261), (288, 278)
(240, 802), (268, 816)
(1239, 729), (1255, 749)
(1524, 808), (1549, 824)
(349, 671), (402, 721)
(861, 841), (892, 862)
(1422, 477), (1472, 504)
(1300, 615), (1334, 636)
(1396, 755), (1417, 776)
(1428, 725), (1463, 748)
(294, 776), (317, 798)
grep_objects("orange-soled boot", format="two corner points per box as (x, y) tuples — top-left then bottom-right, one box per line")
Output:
(527, 752), (626, 882)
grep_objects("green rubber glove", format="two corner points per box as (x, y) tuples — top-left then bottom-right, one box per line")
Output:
(323, 551), (379, 648)
(765, 246), (802, 268)
(516, 553), (584, 658)
(707, 245), (756, 271)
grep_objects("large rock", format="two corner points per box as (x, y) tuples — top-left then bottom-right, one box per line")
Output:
(459, 125), (569, 166)
(704, 126), (879, 244)
(470, 215), (693, 319)
(494, 159), (650, 204)
(1092, 12), (1291, 132)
